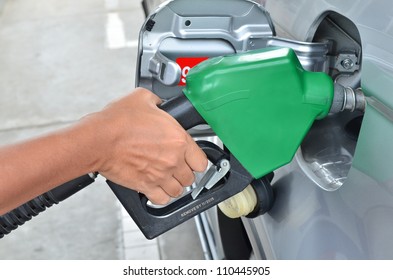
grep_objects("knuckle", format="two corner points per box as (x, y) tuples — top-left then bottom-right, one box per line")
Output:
(144, 188), (170, 205)
(182, 172), (195, 186)
(168, 186), (183, 198)
(148, 171), (166, 183)
(163, 153), (180, 168)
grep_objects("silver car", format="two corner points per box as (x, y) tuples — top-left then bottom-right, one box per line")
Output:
(141, 0), (393, 260)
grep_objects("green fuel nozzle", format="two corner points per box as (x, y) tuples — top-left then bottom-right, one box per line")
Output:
(184, 47), (365, 179)
(2, 47), (365, 240)
(112, 48), (366, 235)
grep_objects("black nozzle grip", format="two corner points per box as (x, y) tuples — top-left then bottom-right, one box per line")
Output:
(108, 141), (254, 239)
(159, 94), (206, 130)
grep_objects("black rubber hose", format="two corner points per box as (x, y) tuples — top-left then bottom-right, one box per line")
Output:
(0, 174), (96, 239)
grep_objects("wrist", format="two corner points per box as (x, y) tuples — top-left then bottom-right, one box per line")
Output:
(74, 110), (121, 175)
(63, 116), (106, 175)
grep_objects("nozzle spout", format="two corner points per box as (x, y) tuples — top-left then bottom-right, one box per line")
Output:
(330, 83), (366, 114)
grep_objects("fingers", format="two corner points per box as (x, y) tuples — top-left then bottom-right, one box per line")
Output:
(160, 176), (184, 198)
(144, 177), (184, 205)
(185, 135), (208, 173)
(173, 163), (195, 187)
(145, 164), (195, 205)
(144, 186), (171, 205)
(144, 157), (196, 206)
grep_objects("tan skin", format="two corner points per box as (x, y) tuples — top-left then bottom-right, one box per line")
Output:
(0, 88), (208, 215)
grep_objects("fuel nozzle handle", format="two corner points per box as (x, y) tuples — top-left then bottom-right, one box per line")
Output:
(108, 140), (254, 239)
(108, 92), (256, 239)
(159, 94), (206, 129)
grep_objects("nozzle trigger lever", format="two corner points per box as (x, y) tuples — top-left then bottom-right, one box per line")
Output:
(191, 159), (230, 200)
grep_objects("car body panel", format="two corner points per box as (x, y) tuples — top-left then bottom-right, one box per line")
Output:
(242, 0), (393, 259)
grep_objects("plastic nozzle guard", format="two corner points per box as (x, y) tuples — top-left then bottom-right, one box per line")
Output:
(218, 174), (274, 219)
(218, 184), (257, 218)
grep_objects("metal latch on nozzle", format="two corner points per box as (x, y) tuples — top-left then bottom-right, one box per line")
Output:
(191, 159), (230, 200)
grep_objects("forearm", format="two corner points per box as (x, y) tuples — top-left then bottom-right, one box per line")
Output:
(0, 120), (100, 215)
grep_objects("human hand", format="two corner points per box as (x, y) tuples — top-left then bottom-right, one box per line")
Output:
(87, 88), (208, 205)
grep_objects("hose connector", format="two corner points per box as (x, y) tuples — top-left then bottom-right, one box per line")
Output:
(330, 83), (366, 114)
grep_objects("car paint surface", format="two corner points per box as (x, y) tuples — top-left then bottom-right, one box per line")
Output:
(243, 0), (393, 259)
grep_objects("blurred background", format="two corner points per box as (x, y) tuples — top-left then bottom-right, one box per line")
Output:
(0, 0), (203, 259)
